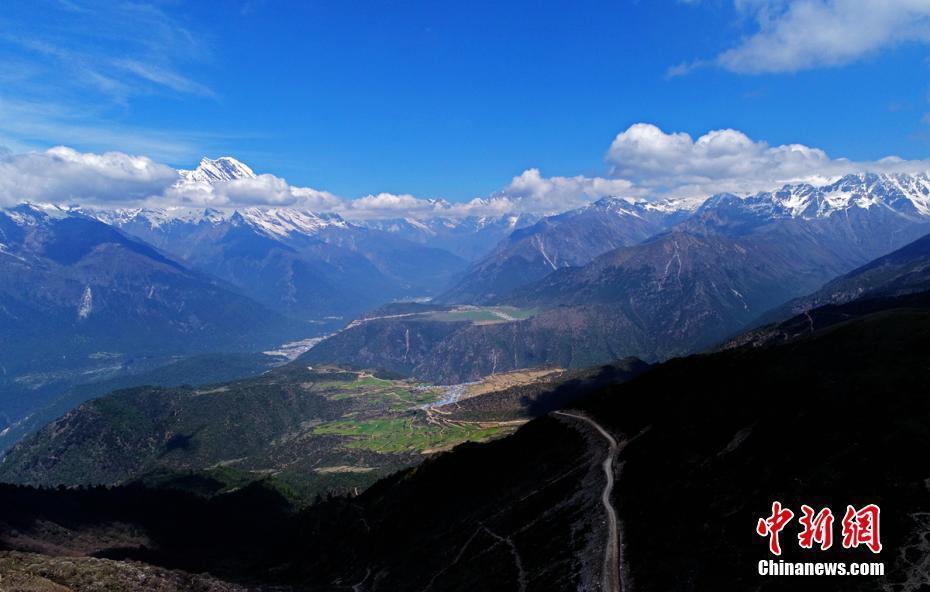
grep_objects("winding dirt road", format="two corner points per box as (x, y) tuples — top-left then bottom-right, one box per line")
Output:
(555, 411), (621, 592)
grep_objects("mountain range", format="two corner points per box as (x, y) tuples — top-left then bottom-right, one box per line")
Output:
(6, 164), (930, 451)
(86, 158), (471, 321)
(436, 196), (697, 304)
(304, 173), (930, 380)
(13, 171), (930, 492)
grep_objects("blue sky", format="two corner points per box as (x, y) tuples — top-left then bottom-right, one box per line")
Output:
(2, 0), (930, 210)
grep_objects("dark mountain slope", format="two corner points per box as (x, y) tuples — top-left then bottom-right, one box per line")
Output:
(0, 365), (416, 495)
(0, 352), (277, 454)
(3, 291), (930, 590)
(758, 231), (930, 324)
(727, 285), (930, 350)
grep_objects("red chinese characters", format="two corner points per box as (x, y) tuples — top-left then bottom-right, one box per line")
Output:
(756, 502), (881, 555)
(756, 501), (794, 556)
(841, 504), (882, 554)
(798, 505), (834, 550)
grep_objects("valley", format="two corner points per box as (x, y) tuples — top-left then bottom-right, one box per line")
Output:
(4, 6), (927, 589)
(4, 286), (930, 590)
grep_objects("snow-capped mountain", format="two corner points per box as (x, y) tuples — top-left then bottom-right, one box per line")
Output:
(87, 156), (349, 240)
(178, 156), (257, 185)
(696, 173), (930, 228)
(577, 195), (702, 217)
(90, 205), (349, 239)
(86, 205), (463, 322)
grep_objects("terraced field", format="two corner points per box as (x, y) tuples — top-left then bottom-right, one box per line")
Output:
(313, 417), (506, 453)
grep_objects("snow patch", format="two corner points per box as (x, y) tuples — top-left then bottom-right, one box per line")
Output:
(77, 286), (93, 319)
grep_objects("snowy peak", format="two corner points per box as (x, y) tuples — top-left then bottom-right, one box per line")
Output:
(83, 205), (350, 238)
(700, 172), (930, 222)
(179, 156), (256, 185)
(235, 207), (348, 237)
(87, 206), (229, 229)
(1, 203), (82, 228)
(579, 196), (701, 220)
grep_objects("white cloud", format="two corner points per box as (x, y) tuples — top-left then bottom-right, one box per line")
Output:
(340, 192), (448, 219)
(113, 60), (216, 98)
(335, 170), (640, 219)
(606, 122), (930, 197)
(0, 146), (178, 206)
(5, 125), (930, 217)
(685, 0), (930, 74)
(494, 168), (640, 212)
(0, 97), (214, 163)
(164, 172), (343, 210)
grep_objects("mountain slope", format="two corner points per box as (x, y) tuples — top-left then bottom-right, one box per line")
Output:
(511, 225), (856, 350)
(93, 207), (459, 321)
(0, 362), (587, 497)
(0, 204), (296, 425)
(314, 225), (467, 295)
(0, 365), (431, 495)
(0, 352), (277, 453)
(757, 230), (930, 324)
(84, 157), (468, 320)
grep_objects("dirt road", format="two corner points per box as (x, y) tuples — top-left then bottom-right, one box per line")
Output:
(555, 411), (621, 592)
